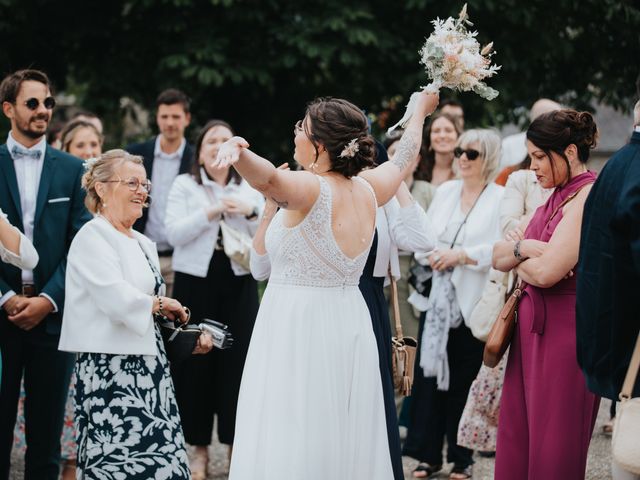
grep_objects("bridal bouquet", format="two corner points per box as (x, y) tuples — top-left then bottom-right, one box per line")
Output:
(388, 4), (501, 132)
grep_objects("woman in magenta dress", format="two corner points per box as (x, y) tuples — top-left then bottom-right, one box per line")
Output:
(492, 109), (601, 479)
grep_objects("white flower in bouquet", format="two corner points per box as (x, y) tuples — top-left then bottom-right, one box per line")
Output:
(389, 4), (501, 132)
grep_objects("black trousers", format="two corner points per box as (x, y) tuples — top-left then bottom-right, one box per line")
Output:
(403, 317), (484, 467)
(171, 250), (258, 446)
(0, 317), (74, 480)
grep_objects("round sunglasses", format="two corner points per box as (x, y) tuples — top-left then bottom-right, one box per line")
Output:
(453, 147), (481, 160)
(22, 96), (56, 111)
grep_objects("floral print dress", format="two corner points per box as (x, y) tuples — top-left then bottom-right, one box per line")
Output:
(73, 244), (190, 479)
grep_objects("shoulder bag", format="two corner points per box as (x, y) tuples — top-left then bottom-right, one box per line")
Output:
(612, 331), (640, 474)
(482, 187), (587, 368)
(390, 267), (418, 396)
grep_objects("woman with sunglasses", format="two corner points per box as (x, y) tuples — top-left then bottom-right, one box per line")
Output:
(58, 149), (214, 479)
(404, 129), (503, 479)
(492, 110), (600, 479)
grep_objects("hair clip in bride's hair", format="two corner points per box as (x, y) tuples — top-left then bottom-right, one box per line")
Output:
(339, 138), (360, 159)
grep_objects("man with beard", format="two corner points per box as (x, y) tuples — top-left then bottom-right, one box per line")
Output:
(0, 69), (91, 479)
(127, 89), (194, 296)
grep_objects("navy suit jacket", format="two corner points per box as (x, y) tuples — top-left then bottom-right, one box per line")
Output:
(126, 137), (194, 234)
(577, 130), (640, 400)
(0, 144), (92, 335)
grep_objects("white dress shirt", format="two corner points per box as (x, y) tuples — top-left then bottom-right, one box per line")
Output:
(0, 133), (56, 310)
(144, 136), (186, 252)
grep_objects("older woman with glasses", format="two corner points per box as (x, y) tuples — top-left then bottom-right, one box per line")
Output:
(404, 130), (503, 479)
(58, 149), (213, 479)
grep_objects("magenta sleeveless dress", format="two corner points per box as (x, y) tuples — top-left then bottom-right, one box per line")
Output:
(495, 171), (600, 479)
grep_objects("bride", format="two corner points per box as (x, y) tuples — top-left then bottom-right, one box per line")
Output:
(215, 92), (438, 479)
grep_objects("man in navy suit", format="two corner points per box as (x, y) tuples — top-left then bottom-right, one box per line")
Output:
(576, 99), (640, 480)
(127, 88), (194, 295)
(0, 69), (91, 479)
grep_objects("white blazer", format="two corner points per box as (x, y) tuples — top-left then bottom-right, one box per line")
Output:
(59, 216), (161, 356)
(422, 180), (504, 323)
(0, 208), (39, 271)
(165, 173), (264, 277)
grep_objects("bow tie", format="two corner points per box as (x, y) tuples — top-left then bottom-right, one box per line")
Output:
(11, 145), (42, 160)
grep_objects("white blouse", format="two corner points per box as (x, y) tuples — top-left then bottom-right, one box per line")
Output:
(59, 216), (161, 356)
(0, 208), (39, 271)
(418, 180), (504, 323)
(165, 172), (264, 277)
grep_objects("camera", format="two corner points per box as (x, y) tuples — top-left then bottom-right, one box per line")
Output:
(199, 319), (234, 350)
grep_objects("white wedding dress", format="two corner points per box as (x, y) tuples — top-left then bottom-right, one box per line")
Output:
(229, 176), (394, 479)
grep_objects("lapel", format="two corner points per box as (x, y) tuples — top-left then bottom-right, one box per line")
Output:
(0, 144), (24, 225)
(34, 145), (57, 226)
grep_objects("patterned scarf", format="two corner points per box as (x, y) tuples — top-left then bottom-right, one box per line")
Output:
(419, 269), (462, 391)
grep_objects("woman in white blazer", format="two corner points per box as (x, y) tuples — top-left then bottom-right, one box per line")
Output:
(404, 130), (504, 479)
(59, 149), (212, 480)
(1, 208), (39, 381)
(165, 120), (264, 478)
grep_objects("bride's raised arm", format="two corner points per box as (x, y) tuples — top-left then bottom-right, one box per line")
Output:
(214, 139), (320, 212)
(359, 91), (438, 205)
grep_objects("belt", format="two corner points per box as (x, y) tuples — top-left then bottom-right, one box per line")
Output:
(522, 285), (575, 335)
(157, 249), (174, 257)
(21, 283), (36, 297)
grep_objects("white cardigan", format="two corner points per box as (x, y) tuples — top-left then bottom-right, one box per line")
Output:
(59, 216), (161, 356)
(422, 180), (504, 323)
(250, 200), (435, 285)
(165, 173), (264, 277)
(500, 169), (552, 236)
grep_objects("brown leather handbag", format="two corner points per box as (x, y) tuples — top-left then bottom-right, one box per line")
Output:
(389, 268), (417, 396)
(483, 281), (523, 368)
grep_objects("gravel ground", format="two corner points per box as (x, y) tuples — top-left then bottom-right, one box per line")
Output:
(10, 399), (614, 479)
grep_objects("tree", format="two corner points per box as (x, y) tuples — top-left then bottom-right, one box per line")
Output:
(1, 0), (638, 157)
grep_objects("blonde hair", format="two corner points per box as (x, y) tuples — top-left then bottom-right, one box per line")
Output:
(82, 149), (144, 214)
(455, 129), (502, 183)
(60, 119), (104, 153)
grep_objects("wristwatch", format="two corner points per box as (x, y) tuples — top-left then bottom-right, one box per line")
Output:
(513, 240), (528, 262)
(245, 207), (259, 220)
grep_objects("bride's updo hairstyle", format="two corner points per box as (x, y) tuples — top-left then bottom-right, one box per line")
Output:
(305, 97), (376, 178)
(526, 109), (598, 182)
(82, 149), (144, 214)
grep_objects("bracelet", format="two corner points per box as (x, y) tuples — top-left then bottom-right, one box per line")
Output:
(155, 295), (164, 316)
(513, 240), (528, 262)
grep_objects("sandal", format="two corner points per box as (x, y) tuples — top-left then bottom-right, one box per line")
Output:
(449, 464), (473, 479)
(413, 462), (443, 478)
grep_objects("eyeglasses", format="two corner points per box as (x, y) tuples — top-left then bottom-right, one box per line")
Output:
(23, 96), (56, 111)
(454, 147), (481, 160)
(103, 177), (152, 193)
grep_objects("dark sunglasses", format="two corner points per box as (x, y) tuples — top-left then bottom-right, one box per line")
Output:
(23, 96), (56, 111)
(454, 147), (481, 160)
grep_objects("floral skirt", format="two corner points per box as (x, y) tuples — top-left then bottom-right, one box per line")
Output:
(74, 326), (190, 480)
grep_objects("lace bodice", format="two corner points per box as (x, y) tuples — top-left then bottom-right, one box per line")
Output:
(264, 176), (376, 288)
